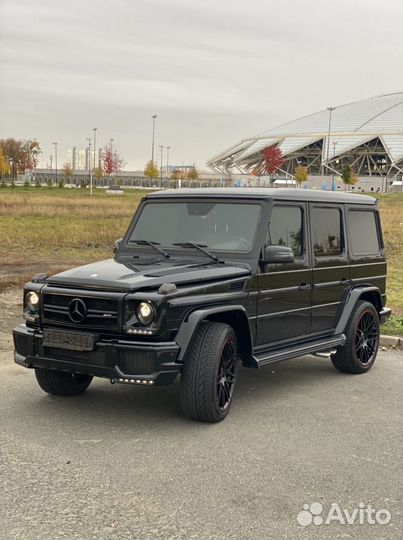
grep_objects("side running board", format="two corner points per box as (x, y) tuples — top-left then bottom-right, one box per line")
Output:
(254, 334), (346, 367)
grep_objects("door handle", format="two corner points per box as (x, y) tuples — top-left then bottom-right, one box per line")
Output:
(340, 278), (351, 285)
(299, 283), (311, 290)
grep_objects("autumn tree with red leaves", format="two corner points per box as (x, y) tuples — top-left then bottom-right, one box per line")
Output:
(101, 144), (126, 176)
(253, 145), (284, 177)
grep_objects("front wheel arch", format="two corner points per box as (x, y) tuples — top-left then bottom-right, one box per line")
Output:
(175, 306), (255, 368)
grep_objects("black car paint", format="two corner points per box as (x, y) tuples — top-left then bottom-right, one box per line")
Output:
(13, 188), (390, 384)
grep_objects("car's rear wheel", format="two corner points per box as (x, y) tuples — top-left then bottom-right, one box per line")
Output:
(331, 300), (380, 374)
(180, 322), (238, 422)
(35, 368), (93, 395)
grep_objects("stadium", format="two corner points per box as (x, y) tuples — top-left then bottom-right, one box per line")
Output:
(207, 92), (403, 190)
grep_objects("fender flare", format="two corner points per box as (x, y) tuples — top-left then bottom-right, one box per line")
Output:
(175, 305), (256, 367)
(334, 285), (383, 335)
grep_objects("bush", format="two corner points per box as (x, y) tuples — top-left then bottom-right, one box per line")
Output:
(80, 179), (87, 189)
(58, 179), (64, 189)
(10, 179), (16, 188)
(23, 180), (30, 188)
(46, 178), (53, 188)
(35, 178), (41, 188)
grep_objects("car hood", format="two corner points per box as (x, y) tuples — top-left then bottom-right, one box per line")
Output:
(46, 258), (251, 292)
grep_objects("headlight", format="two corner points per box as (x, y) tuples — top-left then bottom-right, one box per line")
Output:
(136, 301), (155, 325)
(26, 291), (40, 312)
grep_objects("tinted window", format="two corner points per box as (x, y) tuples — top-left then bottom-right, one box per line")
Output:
(128, 202), (261, 252)
(349, 210), (380, 255)
(311, 207), (343, 257)
(267, 206), (303, 256)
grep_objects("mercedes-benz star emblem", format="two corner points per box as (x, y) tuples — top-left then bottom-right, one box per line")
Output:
(68, 298), (87, 323)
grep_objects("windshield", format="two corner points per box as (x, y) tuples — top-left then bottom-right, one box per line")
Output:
(128, 201), (262, 253)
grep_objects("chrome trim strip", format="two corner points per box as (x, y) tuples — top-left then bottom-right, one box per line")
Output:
(314, 281), (345, 288)
(312, 301), (341, 309)
(350, 275), (386, 281)
(260, 268), (310, 275)
(258, 286), (300, 295)
(251, 305), (310, 320)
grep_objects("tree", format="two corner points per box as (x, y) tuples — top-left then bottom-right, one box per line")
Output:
(102, 146), (114, 176)
(0, 138), (41, 178)
(187, 164), (199, 184)
(294, 165), (309, 187)
(341, 164), (358, 189)
(0, 147), (10, 178)
(112, 151), (126, 174)
(253, 146), (284, 177)
(171, 169), (182, 181)
(94, 166), (103, 180)
(62, 162), (73, 179)
(101, 144), (126, 176)
(144, 160), (159, 181)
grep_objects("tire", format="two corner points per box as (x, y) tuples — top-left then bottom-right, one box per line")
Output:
(331, 300), (380, 374)
(180, 322), (238, 422)
(35, 368), (93, 396)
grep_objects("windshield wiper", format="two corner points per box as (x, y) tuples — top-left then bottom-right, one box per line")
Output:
(172, 242), (222, 263)
(130, 240), (170, 259)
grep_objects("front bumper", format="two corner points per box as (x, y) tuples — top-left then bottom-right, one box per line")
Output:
(13, 324), (181, 385)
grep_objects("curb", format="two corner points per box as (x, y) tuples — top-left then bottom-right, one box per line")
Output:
(380, 335), (402, 350)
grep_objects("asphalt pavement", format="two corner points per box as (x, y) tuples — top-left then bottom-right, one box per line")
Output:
(0, 299), (402, 539)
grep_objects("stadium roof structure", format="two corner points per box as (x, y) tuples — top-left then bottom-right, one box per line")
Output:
(207, 93), (403, 178)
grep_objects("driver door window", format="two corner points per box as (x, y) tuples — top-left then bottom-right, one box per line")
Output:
(266, 206), (304, 258)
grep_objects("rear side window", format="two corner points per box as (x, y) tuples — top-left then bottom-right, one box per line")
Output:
(348, 210), (380, 255)
(311, 207), (343, 257)
(268, 205), (303, 256)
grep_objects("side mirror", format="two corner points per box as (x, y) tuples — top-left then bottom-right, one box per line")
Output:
(113, 238), (123, 254)
(262, 245), (295, 264)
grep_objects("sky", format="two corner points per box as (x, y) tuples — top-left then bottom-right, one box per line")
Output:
(0, 0), (402, 171)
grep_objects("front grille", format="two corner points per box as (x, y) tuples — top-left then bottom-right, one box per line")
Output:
(42, 293), (120, 331)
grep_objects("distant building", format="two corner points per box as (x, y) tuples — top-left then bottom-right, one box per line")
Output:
(67, 147), (101, 171)
(207, 92), (403, 190)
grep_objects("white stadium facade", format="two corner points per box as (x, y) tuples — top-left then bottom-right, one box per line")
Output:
(207, 92), (403, 191)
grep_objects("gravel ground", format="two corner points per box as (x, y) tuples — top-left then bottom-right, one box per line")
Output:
(0, 288), (402, 540)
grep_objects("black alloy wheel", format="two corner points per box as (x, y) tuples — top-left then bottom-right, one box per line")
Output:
(216, 338), (237, 412)
(331, 300), (380, 374)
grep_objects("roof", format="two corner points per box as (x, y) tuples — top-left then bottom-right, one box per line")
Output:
(147, 188), (377, 205)
(207, 92), (403, 169)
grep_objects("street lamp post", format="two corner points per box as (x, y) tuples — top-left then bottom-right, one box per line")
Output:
(109, 139), (114, 187)
(159, 145), (164, 188)
(331, 141), (338, 191)
(53, 142), (58, 184)
(50, 155), (53, 182)
(151, 115), (157, 163)
(86, 138), (93, 195)
(166, 146), (171, 186)
(93, 128), (97, 170)
(325, 106), (336, 189)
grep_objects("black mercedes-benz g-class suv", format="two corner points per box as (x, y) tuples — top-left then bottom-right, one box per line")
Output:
(14, 188), (391, 422)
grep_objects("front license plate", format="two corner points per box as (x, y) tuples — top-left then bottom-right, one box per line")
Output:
(43, 329), (96, 352)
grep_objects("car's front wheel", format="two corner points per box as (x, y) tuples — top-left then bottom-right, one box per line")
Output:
(35, 368), (93, 396)
(180, 322), (238, 422)
(331, 300), (380, 374)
